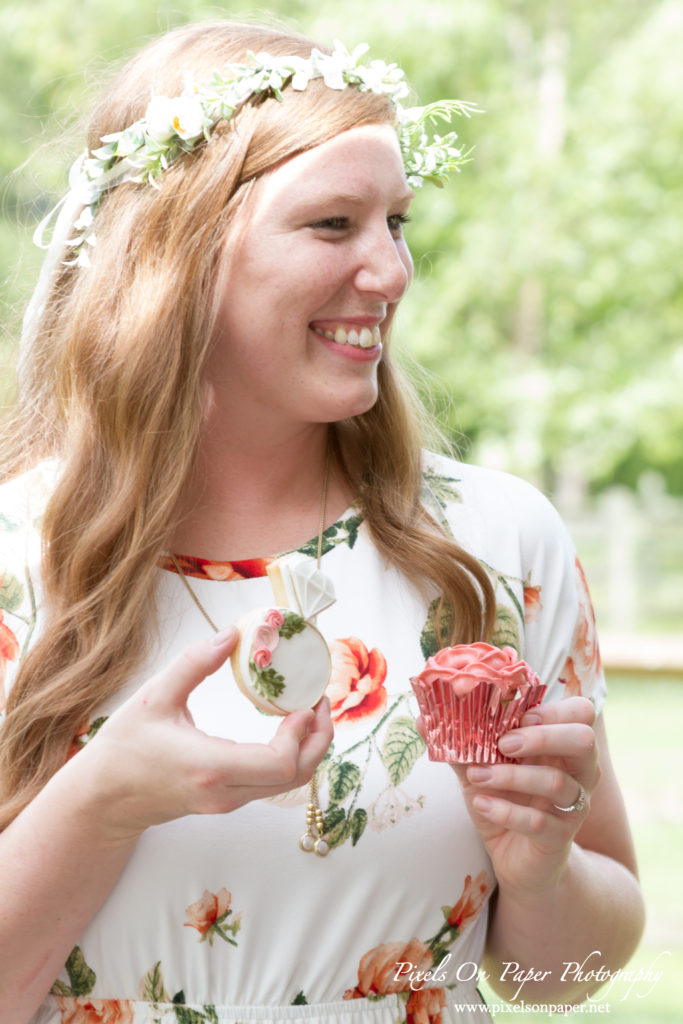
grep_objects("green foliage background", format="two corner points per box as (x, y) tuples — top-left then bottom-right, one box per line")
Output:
(1, 0), (682, 495)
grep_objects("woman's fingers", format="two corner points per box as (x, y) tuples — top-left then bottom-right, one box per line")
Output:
(140, 627), (240, 712)
(181, 697), (334, 809)
(496, 697), (598, 774)
(466, 763), (590, 815)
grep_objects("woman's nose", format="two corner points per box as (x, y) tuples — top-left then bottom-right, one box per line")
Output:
(353, 227), (413, 303)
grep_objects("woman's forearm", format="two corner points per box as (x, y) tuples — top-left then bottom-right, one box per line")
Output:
(484, 843), (645, 1004)
(0, 752), (139, 1024)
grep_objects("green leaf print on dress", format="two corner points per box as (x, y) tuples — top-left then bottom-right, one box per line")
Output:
(50, 946), (97, 998)
(490, 604), (521, 651)
(0, 572), (23, 615)
(297, 511), (363, 559)
(419, 596), (455, 659)
(319, 693), (426, 849)
(382, 716), (425, 786)
(420, 467), (463, 512)
(140, 960), (171, 1002)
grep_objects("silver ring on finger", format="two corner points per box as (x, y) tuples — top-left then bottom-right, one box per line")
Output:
(553, 780), (587, 814)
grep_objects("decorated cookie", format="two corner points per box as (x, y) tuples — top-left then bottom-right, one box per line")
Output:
(231, 605), (331, 715)
(230, 554), (335, 716)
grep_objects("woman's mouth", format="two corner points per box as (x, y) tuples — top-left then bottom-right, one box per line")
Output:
(311, 324), (381, 349)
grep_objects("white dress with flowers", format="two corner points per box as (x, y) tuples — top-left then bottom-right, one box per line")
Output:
(0, 453), (606, 1024)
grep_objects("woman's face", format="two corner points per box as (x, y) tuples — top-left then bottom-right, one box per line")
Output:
(209, 123), (414, 435)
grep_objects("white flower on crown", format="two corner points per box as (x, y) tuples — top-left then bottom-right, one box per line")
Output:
(145, 93), (206, 144)
(33, 40), (482, 265)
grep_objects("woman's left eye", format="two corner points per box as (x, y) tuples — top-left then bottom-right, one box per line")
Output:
(387, 213), (411, 235)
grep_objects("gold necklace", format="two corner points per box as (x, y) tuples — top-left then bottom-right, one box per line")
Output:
(170, 448), (331, 857)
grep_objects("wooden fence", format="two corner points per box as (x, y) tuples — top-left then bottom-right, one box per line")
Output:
(559, 477), (683, 676)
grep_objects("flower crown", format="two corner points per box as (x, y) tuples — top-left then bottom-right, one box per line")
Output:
(35, 41), (480, 268)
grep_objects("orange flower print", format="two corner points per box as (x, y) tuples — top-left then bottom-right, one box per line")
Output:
(560, 557), (602, 699)
(523, 579), (543, 624)
(344, 937), (434, 997)
(54, 996), (134, 1024)
(327, 637), (388, 724)
(184, 887), (242, 946)
(0, 610), (19, 712)
(66, 717), (108, 761)
(446, 871), (491, 931)
(406, 986), (447, 1024)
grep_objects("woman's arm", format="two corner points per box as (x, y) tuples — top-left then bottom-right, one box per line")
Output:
(0, 627), (333, 1023)
(465, 701), (645, 1003)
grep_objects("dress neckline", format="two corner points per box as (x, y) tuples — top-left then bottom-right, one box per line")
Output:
(158, 501), (363, 582)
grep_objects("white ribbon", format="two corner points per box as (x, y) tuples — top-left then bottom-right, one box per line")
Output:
(19, 152), (145, 385)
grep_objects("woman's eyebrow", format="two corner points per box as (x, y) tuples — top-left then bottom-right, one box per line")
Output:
(288, 188), (415, 210)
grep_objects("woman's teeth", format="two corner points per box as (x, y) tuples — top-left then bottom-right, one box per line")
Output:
(313, 325), (381, 348)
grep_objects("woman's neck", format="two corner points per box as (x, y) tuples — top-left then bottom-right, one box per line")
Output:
(171, 420), (352, 561)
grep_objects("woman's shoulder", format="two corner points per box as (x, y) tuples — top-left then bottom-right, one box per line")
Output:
(421, 450), (564, 538)
(0, 458), (59, 531)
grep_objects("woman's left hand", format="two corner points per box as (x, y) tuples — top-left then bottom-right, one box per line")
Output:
(453, 696), (600, 893)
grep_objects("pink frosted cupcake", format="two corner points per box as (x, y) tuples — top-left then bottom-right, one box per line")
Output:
(411, 642), (546, 763)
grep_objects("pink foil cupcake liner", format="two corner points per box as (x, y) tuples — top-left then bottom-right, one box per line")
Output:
(411, 678), (547, 764)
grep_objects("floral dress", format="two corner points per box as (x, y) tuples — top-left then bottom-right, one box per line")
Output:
(0, 453), (606, 1024)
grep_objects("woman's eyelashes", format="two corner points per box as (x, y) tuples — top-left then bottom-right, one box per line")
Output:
(309, 213), (412, 235)
(387, 212), (411, 235)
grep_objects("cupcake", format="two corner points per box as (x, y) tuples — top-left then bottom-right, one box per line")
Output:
(411, 642), (546, 763)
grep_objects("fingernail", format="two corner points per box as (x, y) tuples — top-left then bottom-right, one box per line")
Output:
(472, 795), (493, 813)
(211, 626), (238, 647)
(467, 766), (492, 783)
(498, 733), (523, 754)
(523, 712), (543, 726)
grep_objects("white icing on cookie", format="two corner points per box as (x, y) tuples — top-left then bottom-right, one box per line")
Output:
(235, 606), (331, 714)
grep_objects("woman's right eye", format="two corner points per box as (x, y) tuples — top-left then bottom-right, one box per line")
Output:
(310, 217), (350, 231)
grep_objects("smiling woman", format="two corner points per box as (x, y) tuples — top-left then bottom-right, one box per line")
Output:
(0, 17), (643, 1024)
(206, 123), (413, 434)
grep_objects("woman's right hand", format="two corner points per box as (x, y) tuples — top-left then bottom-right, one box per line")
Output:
(75, 625), (334, 841)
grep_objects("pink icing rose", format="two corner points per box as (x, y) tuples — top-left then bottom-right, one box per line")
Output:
(253, 646), (272, 668)
(252, 624), (278, 650)
(415, 642), (538, 699)
(265, 609), (285, 629)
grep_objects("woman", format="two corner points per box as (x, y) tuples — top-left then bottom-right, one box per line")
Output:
(0, 19), (644, 1024)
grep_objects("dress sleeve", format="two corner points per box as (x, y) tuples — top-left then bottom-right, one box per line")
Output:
(516, 487), (607, 715)
(420, 452), (607, 716)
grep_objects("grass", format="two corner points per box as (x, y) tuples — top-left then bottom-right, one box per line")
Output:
(477, 674), (683, 1022)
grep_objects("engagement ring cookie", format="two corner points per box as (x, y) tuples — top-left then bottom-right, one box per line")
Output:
(230, 554), (335, 715)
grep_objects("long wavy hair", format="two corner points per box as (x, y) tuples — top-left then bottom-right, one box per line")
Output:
(0, 20), (495, 830)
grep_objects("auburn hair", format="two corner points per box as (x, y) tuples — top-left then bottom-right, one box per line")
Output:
(0, 20), (495, 830)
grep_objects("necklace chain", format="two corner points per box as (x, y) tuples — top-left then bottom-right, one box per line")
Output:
(169, 443), (331, 856)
